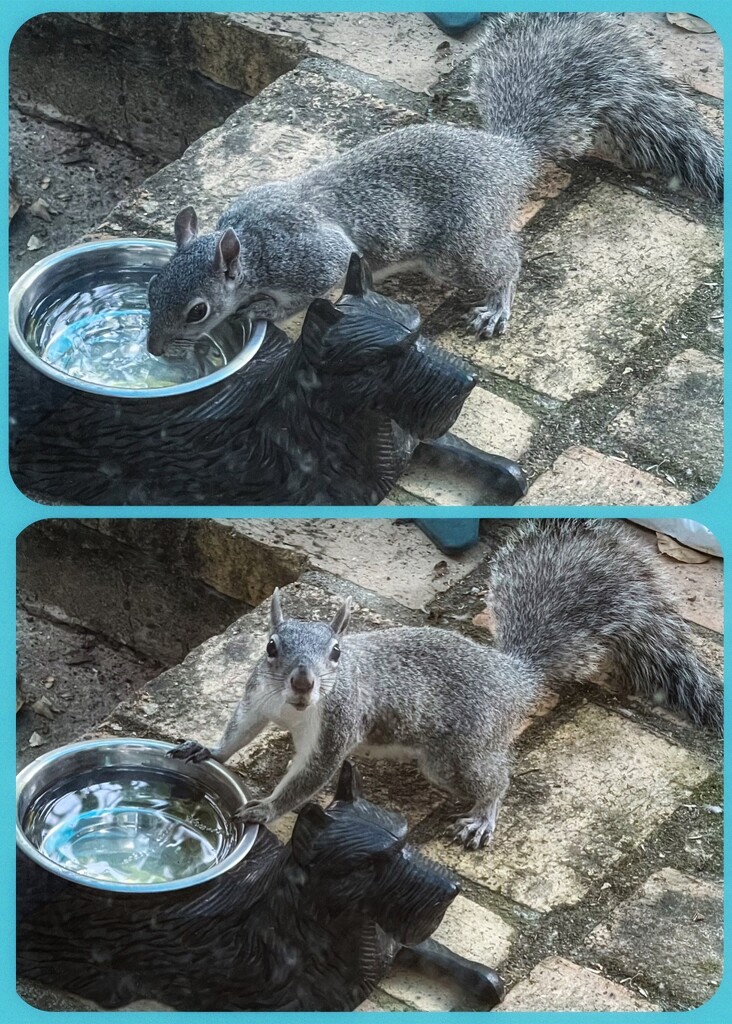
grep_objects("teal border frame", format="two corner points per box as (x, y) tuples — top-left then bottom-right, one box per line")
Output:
(2, 2), (729, 1021)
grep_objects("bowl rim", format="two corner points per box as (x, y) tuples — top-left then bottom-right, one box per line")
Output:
(8, 237), (267, 400)
(16, 736), (259, 894)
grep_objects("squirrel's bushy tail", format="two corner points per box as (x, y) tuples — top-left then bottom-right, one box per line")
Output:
(471, 13), (722, 200)
(488, 520), (722, 734)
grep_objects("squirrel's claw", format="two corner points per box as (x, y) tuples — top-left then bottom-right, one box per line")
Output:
(167, 739), (212, 764)
(451, 815), (495, 850)
(467, 304), (510, 339)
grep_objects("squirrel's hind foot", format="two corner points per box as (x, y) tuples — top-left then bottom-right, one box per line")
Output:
(450, 815), (496, 850)
(467, 306), (509, 339)
(467, 282), (516, 339)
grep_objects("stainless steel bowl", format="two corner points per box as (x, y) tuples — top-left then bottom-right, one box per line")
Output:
(8, 238), (267, 399)
(16, 738), (258, 894)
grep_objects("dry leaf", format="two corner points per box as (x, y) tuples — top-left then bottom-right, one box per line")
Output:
(656, 533), (711, 564)
(472, 608), (496, 633)
(27, 234), (44, 251)
(31, 696), (55, 720)
(666, 13), (714, 34)
(40, 176), (51, 190)
(28, 732), (45, 748)
(29, 198), (52, 222)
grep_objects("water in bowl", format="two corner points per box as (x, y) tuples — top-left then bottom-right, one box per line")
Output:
(26, 275), (228, 389)
(23, 765), (235, 886)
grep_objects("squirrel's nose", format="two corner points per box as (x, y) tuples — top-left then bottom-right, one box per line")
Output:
(290, 666), (315, 695)
(146, 326), (166, 356)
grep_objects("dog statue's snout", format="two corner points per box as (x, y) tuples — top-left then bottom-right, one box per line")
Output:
(290, 666), (315, 695)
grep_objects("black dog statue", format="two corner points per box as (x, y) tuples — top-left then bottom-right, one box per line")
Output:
(17, 762), (504, 1011)
(10, 255), (526, 505)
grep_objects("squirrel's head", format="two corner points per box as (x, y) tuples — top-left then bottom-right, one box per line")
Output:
(146, 207), (245, 356)
(261, 589), (352, 712)
(147, 206), (299, 355)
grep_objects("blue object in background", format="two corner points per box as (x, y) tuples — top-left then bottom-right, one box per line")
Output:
(413, 518), (481, 554)
(426, 13), (482, 37)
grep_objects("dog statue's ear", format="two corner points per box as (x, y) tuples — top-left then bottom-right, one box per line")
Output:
(300, 297), (344, 349)
(290, 803), (330, 865)
(342, 252), (374, 297)
(334, 760), (363, 803)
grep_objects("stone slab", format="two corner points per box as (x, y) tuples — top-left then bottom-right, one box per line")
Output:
(440, 183), (719, 401)
(17, 519), (247, 665)
(397, 460), (487, 507)
(496, 956), (659, 1011)
(610, 349), (723, 487)
(448, 386), (537, 460)
(422, 704), (711, 911)
(228, 12), (484, 95)
(76, 11), (481, 97)
(91, 517), (305, 605)
(514, 163), (573, 229)
(98, 59), (423, 240)
(587, 868), (723, 1008)
(519, 446), (692, 506)
(221, 517), (490, 611)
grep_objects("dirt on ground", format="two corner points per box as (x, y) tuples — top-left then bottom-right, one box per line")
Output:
(16, 604), (163, 770)
(9, 107), (162, 284)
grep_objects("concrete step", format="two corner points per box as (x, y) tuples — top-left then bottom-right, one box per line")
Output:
(71, 11), (484, 97)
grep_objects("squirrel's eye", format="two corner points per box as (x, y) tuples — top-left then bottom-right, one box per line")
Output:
(266, 638), (278, 658)
(330, 644), (341, 663)
(186, 302), (208, 323)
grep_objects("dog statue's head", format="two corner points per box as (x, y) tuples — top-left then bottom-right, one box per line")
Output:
(288, 761), (459, 947)
(296, 254), (476, 439)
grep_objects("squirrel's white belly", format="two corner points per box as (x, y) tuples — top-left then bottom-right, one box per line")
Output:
(354, 742), (419, 764)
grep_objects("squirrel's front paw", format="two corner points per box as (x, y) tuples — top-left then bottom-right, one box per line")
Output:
(167, 739), (212, 764)
(235, 799), (276, 825)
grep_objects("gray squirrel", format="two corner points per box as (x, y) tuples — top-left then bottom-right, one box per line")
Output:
(170, 520), (722, 850)
(147, 12), (722, 355)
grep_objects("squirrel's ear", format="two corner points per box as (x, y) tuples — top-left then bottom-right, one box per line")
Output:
(290, 803), (329, 865)
(270, 587), (284, 630)
(342, 252), (373, 297)
(334, 760), (363, 803)
(330, 596), (352, 635)
(174, 206), (198, 249)
(214, 228), (241, 280)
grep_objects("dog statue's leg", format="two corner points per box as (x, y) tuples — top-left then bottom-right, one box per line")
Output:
(394, 938), (505, 1008)
(411, 434), (527, 505)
